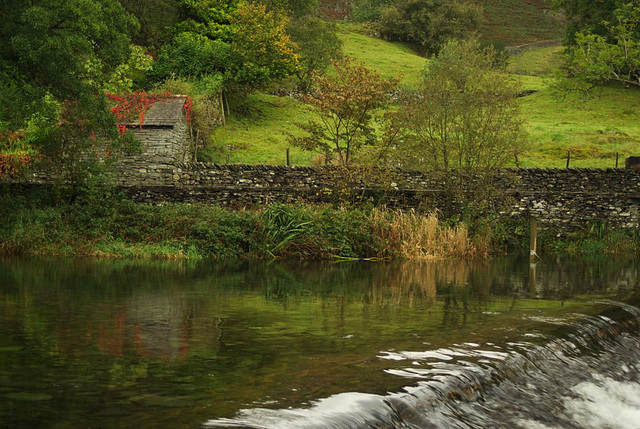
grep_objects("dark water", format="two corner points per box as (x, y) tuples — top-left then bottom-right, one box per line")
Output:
(1, 257), (639, 428)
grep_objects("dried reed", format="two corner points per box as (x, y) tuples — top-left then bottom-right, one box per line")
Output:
(370, 207), (479, 260)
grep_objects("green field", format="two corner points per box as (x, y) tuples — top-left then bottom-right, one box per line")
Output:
(337, 24), (426, 88)
(202, 94), (318, 165)
(205, 18), (640, 168)
(510, 47), (640, 168)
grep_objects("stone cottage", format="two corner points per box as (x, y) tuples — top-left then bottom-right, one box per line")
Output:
(114, 95), (194, 187)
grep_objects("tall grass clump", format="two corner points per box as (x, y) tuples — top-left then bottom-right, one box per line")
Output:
(370, 208), (484, 260)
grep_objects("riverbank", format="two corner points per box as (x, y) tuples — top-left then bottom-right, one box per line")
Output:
(1, 190), (637, 260)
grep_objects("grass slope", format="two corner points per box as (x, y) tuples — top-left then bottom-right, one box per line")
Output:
(202, 28), (427, 164)
(509, 46), (640, 168)
(478, 0), (565, 46)
(202, 93), (318, 166)
(337, 23), (425, 88)
(206, 25), (640, 168)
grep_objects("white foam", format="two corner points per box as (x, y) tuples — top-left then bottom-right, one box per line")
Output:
(204, 392), (388, 429)
(563, 375), (640, 429)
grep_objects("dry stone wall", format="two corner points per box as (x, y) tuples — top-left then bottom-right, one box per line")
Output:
(119, 163), (640, 233)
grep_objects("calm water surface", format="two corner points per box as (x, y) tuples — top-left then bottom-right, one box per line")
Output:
(1, 257), (640, 428)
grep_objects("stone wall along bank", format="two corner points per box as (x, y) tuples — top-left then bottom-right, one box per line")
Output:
(121, 163), (640, 232)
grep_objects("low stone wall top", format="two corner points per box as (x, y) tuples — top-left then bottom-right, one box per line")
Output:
(168, 163), (640, 196)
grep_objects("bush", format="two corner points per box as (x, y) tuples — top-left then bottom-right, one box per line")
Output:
(147, 32), (231, 83)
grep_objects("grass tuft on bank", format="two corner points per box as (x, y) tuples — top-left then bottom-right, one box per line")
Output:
(2, 190), (638, 260)
(1, 192), (494, 260)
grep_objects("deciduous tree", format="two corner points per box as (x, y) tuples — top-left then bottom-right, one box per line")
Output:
(562, 2), (640, 90)
(375, 0), (482, 55)
(230, 2), (300, 88)
(0, 0), (138, 177)
(290, 56), (398, 165)
(383, 39), (527, 172)
(287, 16), (342, 93)
(552, 0), (622, 44)
(173, 0), (237, 41)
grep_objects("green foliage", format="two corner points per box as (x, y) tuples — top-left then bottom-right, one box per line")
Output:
(351, 0), (393, 21)
(0, 0), (138, 178)
(553, 0), (622, 44)
(287, 17), (342, 93)
(384, 39), (527, 172)
(289, 56), (398, 165)
(375, 0), (482, 55)
(545, 220), (639, 255)
(174, 0), (237, 41)
(119, 0), (180, 48)
(561, 2), (640, 90)
(102, 45), (154, 93)
(230, 2), (300, 88)
(0, 0), (137, 102)
(148, 32), (232, 83)
(263, 0), (319, 18)
(257, 204), (312, 257)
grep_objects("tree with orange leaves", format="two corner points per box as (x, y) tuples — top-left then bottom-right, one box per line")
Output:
(289, 56), (398, 166)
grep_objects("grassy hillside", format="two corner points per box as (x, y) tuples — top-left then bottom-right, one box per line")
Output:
(205, 24), (640, 169)
(202, 93), (318, 165)
(478, 0), (565, 46)
(201, 27), (428, 166)
(337, 23), (425, 88)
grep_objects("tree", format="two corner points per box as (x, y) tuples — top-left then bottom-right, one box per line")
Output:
(562, 2), (640, 90)
(289, 56), (398, 165)
(147, 32), (232, 83)
(173, 0), (237, 41)
(375, 0), (482, 55)
(552, 0), (623, 45)
(263, 0), (319, 18)
(230, 2), (300, 88)
(119, 0), (179, 49)
(383, 39), (527, 172)
(287, 16), (342, 93)
(0, 0), (138, 178)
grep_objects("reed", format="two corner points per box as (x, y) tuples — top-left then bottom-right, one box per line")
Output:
(370, 208), (478, 260)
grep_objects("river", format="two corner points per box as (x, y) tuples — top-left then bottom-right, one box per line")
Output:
(1, 256), (639, 428)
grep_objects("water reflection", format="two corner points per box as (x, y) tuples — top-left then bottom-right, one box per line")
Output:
(0, 256), (639, 428)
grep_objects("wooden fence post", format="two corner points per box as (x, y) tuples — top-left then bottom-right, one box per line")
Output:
(530, 219), (539, 263)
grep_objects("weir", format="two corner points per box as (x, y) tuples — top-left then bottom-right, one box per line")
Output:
(2, 257), (639, 428)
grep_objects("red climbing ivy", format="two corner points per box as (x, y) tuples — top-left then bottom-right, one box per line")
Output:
(0, 130), (37, 177)
(106, 91), (193, 136)
(183, 96), (194, 122)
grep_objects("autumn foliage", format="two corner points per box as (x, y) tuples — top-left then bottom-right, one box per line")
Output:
(106, 91), (193, 135)
(0, 131), (37, 177)
(290, 56), (398, 165)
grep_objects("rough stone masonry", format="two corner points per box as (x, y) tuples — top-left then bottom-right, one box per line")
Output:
(120, 162), (640, 234)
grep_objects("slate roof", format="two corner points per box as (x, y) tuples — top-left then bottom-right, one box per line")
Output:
(123, 95), (188, 128)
